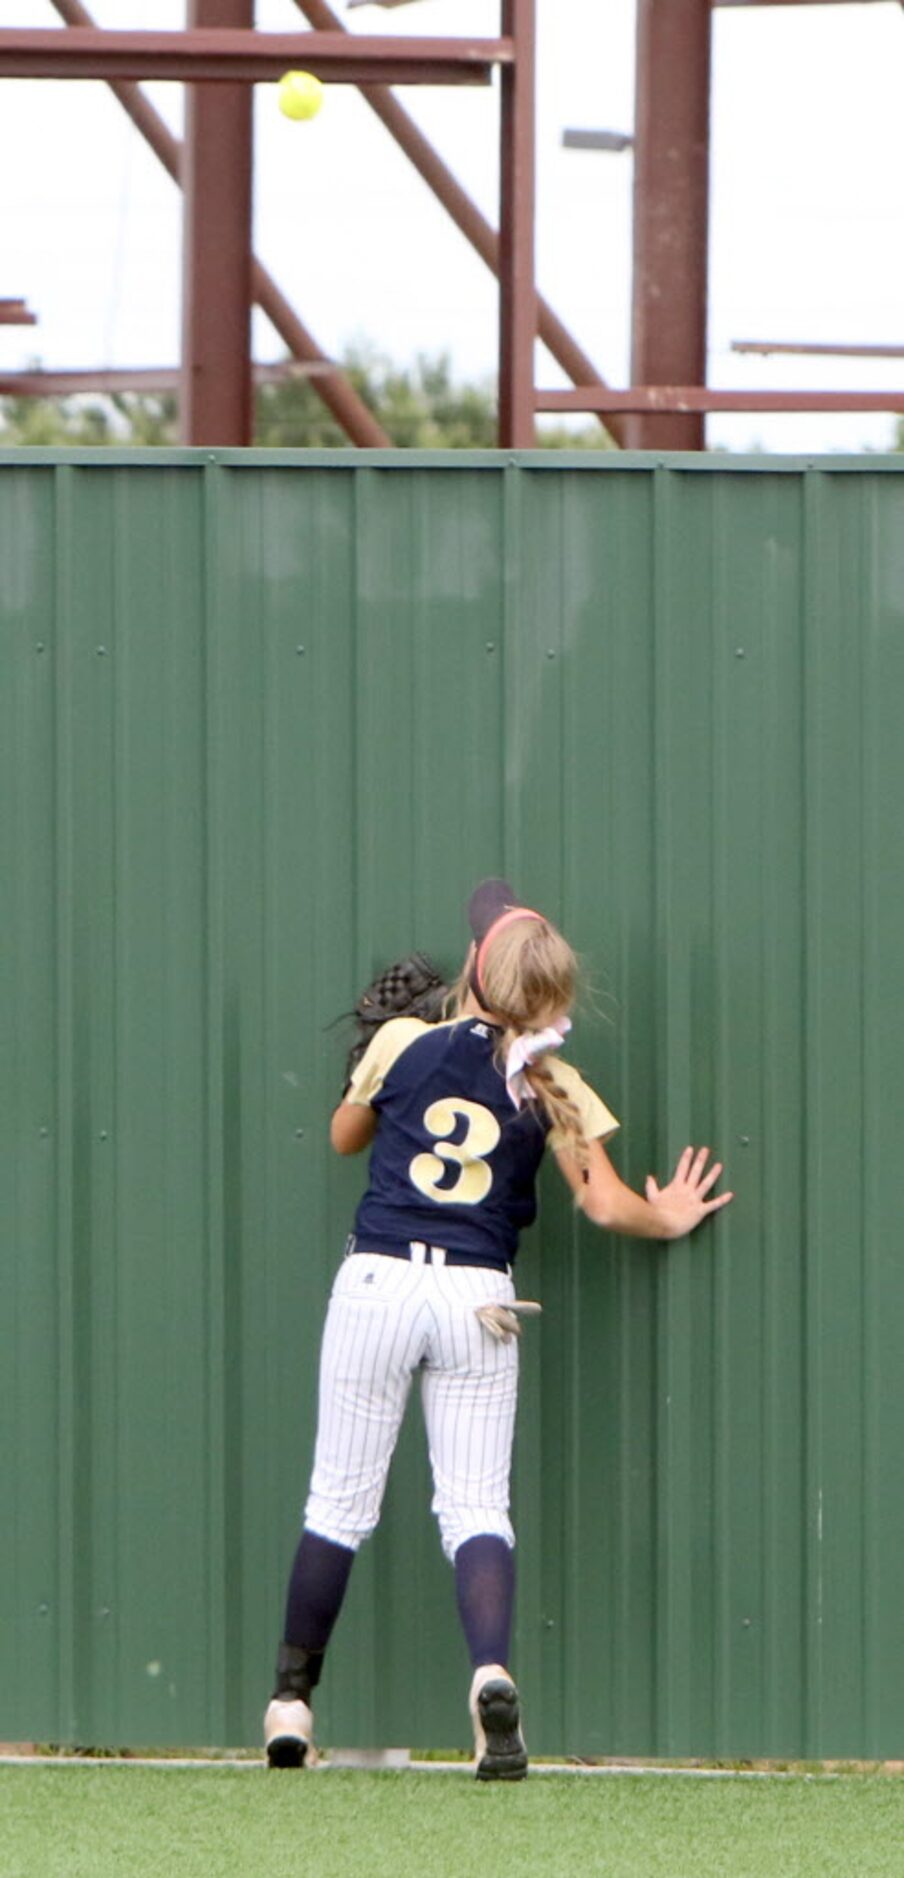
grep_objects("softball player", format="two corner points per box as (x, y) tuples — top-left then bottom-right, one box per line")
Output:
(265, 881), (732, 1776)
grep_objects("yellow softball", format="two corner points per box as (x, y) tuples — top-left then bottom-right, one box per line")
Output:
(277, 70), (324, 122)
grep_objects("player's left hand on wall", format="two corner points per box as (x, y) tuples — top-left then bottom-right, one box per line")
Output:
(645, 1146), (734, 1240)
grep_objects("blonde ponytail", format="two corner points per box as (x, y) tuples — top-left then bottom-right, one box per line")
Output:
(459, 916), (590, 1167)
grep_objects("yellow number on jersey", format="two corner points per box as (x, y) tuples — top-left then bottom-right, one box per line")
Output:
(409, 1098), (500, 1206)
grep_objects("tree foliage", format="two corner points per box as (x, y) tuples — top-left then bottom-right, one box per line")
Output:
(0, 348), (610, 451)
(0, 389), (177, 447)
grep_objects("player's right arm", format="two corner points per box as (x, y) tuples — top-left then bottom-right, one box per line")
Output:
(556, 1138), (732, 1241)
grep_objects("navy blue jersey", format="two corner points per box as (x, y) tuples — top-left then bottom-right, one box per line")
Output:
(346, 1017), (618, 1270)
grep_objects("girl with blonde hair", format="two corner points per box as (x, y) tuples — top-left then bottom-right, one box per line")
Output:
(265, 880), (732, 1777)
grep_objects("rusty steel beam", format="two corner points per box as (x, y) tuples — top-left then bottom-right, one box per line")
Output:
(734, 340), (904, 359)
(0, 363), (329, 398)
(13, 373), (899, 412)
(0, 28), (509, 84)
(47, 0), (388, 447)
(0, 298), (37, 325)
(291, 0), (621, 443)
(628, 0), (711, 451)
(537, 387), (904, 414)
(498, 0), (536, 448)
(181, 0), (254, 447)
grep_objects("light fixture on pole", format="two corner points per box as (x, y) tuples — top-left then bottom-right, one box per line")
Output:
(562, 128), (634, 153)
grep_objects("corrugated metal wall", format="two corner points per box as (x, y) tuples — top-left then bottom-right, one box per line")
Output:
(2, 450), (903, 1759)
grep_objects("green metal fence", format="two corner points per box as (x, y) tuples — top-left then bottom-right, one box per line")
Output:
(2, 450), (903, 1758)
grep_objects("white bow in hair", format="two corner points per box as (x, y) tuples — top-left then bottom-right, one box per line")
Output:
(505, 1017), (572, 1109)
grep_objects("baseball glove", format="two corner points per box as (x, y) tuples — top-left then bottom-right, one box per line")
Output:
(341, 951), (449, 1092)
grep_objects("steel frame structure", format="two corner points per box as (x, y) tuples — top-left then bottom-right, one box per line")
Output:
(1, 2), (900, 449)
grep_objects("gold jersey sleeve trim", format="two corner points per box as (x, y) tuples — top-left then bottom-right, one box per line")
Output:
(346, 1016), (442, 1106)
(544, 1059), (619, 1150)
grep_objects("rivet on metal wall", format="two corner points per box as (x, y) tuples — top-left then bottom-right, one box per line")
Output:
(485, 642), (496, 653)
(739, 1135), (750, 1147)
(36, 642), (45, 654)
(546, 649), (556, 660)
(295, 1129), (305, 1140)
(735, 648), (745, 659)
(37, 1604), (49, 1618)
(97, 646), (107, 657)
(296, 646), (305, 656)
(99, 1130), (109, 1141)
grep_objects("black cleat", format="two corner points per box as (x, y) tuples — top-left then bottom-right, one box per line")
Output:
(473, 1675), (528, 1782)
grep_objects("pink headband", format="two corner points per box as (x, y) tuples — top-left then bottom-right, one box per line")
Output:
(475, 906), (544, 999)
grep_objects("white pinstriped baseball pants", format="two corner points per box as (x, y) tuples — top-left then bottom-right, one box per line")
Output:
(304, 1245), (519, 1560)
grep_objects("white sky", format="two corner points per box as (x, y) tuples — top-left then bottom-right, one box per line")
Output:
(1, 0), (903, 451)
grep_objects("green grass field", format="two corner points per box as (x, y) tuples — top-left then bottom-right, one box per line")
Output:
(1, 1765), (902, 1878)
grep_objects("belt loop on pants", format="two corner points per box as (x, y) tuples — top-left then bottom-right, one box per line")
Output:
(409, 1241), (447, 1268)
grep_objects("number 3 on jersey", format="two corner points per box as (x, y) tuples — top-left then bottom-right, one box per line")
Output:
(409, 1098), (500, 1206)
